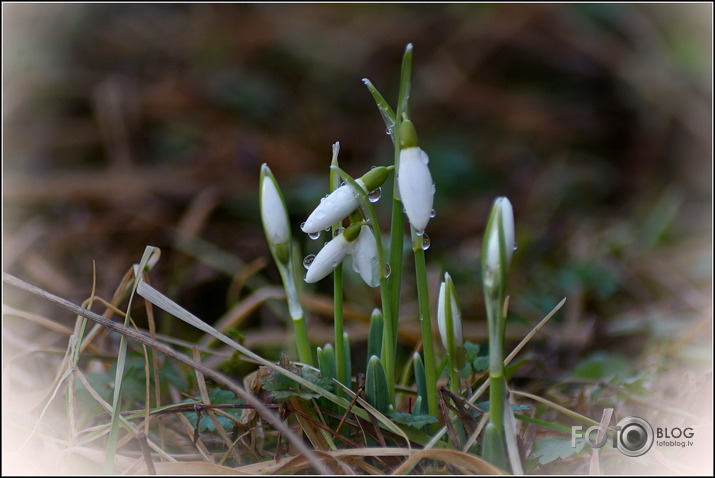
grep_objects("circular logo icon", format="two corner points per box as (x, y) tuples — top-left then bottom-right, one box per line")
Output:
(616, 416), (654, 457)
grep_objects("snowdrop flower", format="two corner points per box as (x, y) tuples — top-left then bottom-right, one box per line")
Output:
(350, 225), (380, 287)
(304, 224), (361, 283)
(301, 167), (388, 235)
(437, 272), (463, 351)
(482, 197), (515, 292)
(260, 164), (292, 264)
(397, 120), (434, 235)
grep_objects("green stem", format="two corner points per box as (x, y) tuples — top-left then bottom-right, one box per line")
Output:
(330, 153), (346, 391)
(330, 165), (395, 404)
(333, 263), (346, 391)
(485, 291), (507, 468)
(411, 228), (438, 426)
(444, 279), (460, 396)
(292, 315), (313, 366)
(388, 193), (404, 347)
(379, 275), (396, 405)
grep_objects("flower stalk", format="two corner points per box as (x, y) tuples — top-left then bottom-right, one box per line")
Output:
(329, 143), (347, 392)
(259, 164), (313, 366)
(481, 196), (515, 470)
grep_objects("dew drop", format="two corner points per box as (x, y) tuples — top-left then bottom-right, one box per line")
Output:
(308, 231), (321, 240)
(303, 254), (316, 269)
(333, 227), (345, 237)
(368, 187), (382, 203)
(421, 233), (431, 251)
(430, 208), (436, 218)
(325, 226), (332, 232)
(384, 264), (391, 278)
(513, 243), (518, 252)
(300, 221), (307, 230)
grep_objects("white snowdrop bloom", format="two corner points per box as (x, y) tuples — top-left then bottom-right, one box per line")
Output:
(398, 119), (434, 235)
(483, 197), (515, 291)
(260, 164), (291, 247)
(437, 273), (463, 351)
(301, 167), (389, 235)
(398, 146), (434, 235)
(304, 224), (361, 283)
(350, 225), (380, 288)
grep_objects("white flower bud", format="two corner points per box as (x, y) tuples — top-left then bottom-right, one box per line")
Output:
(398, 146), (434, 235)
(350, 225), (380, 288)
(437, 273), (463, 351)
(260, 165), (291, 247)
(483, 197), (515, 291)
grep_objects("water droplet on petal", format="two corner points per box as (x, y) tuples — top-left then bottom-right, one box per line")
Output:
(384, 264), (391, 278)
(513, 243), (518, 252)
(333, 227), (345, 237)
(300, 221), (307, 230)
(368, 187), (382, 203)
(308, 231), (321, 240)
(430, 209), (436, 218)
(303, 254), (316, 269)
(421, 233), (431, 251)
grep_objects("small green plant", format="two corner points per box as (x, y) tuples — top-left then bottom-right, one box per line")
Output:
(259, 44), (537, 472)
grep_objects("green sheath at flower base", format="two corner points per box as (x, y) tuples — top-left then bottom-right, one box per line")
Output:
(399, 119), (419, 149)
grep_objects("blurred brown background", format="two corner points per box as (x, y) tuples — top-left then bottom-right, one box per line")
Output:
(3, 3), (711, 382)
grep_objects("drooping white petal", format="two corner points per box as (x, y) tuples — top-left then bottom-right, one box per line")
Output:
(260, 170), (291, 246)
(350, 226), (380, 288)
(398, 147), (434, 234)
(304, 234), (351, 283)
(301, 179), (367, 234)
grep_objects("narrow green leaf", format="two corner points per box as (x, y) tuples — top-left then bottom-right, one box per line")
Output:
(413, 352), (428, 415)
(365, 355), (390, 414)
(367, 308), (384, 362)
